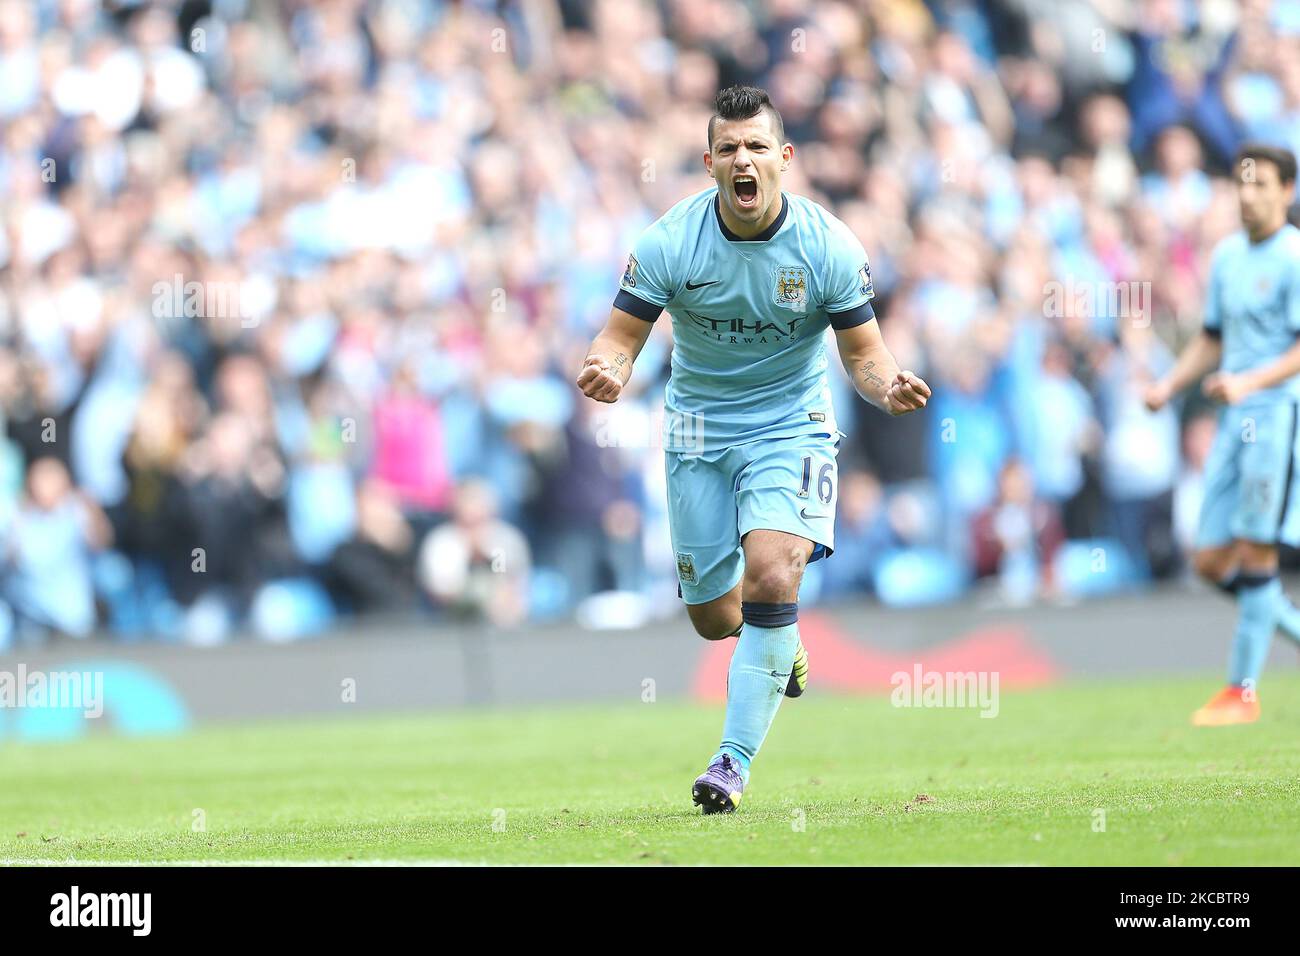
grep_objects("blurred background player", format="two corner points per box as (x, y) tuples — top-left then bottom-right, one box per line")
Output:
(1145, 144), (1300, 726)
(576, 86), (930, 812)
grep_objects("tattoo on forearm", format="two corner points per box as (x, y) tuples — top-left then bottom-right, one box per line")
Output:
(613, 352), (629, 380)
(860, 360), (886, 392)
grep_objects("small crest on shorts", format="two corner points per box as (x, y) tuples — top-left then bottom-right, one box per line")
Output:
(773, 266), (808, 309)
(675, 551), (698, 585)
(621, 254), (639, 289)
(808, 412), (826, 422)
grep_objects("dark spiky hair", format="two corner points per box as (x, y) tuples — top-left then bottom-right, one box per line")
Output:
(1236, 143), (1298, 185)
(708, 85), (785, 149)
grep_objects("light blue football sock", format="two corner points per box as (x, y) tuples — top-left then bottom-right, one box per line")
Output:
(1218, 571), (1300, 649)
(714, 602), (800, 782)
(1272, 589), (1300, 648)
(1227, 575), (1282, 687)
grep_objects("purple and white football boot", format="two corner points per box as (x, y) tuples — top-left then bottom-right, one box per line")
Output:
(692, 754), (746, 814)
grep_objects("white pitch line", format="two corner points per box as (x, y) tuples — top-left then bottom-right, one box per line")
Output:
(0, 858), (499, 867)
(1, 857), (1039, 867)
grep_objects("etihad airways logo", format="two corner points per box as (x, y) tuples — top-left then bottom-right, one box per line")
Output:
(682, 309), (810, 344)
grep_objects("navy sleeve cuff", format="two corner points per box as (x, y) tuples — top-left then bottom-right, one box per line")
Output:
(827, 300), (876, 330)
(1203, 326), (1222, 339)
(614, 289), (664, 322)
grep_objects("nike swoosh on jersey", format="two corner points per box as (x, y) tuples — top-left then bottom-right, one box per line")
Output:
(799, 508), (826, 519)
(684, 279), (720, 290)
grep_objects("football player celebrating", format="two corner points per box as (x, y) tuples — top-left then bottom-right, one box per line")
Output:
(1146, 144), (1300, 726)
(576, 86), (930, 812)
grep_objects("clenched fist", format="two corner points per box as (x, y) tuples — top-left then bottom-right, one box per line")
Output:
(1143, 380), (1173, 412)
(1202, 371), (1254, 406)
(576, 354), (626, 403)
(885, 371), (931, 416)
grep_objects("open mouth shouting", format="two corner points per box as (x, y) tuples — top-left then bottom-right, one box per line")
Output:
(733, 175), (759, 210)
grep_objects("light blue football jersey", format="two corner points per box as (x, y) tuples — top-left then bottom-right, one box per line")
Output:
(1204, 223), (1300, 402)
(614, 188), (876, 455)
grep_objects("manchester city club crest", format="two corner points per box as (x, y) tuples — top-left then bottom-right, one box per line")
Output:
(675, 551), (698, 585)
(773, 266), (808, 310)
(622, 253), (639, 289)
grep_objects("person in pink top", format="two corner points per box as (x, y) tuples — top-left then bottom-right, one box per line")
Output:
(369, 362), (453, 515)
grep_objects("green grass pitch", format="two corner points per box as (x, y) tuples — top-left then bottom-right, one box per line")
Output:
(2, 673), (1299, 865)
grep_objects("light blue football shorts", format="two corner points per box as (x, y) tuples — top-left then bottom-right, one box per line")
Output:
(1196, 397), (1300, 549)
(666, 431), (841, 605)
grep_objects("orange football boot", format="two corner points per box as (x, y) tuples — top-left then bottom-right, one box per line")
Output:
(1191, 685), (1260, 727)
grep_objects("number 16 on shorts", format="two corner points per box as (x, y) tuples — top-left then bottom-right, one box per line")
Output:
(798, 455), (834, 504)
